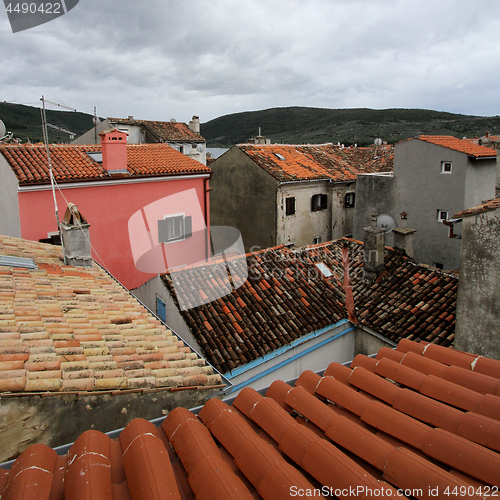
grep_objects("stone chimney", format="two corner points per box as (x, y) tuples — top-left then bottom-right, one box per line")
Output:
(189, 116), (200, 135)
(363, 227), (385, 281)
(60, 203), (92, 267)
(393, 228), (417, 258)
(99, 129), (128, 174)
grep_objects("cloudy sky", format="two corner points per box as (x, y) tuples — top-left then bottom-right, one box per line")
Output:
(1, 0), (500, 123)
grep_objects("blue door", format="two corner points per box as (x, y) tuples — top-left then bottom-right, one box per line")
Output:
(156, 297), (166, 322)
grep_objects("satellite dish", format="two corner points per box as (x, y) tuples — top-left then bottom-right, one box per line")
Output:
(374, 138), (383, 146)
(170, 118), (177, 123)
(0, 120), (6, 139)
(92, 116), (101, 125)
(376, 214), (396, 233)
(196, 144), (204, 153)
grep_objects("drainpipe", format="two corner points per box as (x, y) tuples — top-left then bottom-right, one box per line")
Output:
(341, 244), (358, 324)
(204, 177), (212, 261)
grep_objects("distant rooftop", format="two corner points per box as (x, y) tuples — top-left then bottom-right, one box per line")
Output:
(416, 135), (498, 158)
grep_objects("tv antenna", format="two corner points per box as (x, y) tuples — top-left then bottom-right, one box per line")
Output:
(0, 119), (14, 142)
(40, 96), (68, 260)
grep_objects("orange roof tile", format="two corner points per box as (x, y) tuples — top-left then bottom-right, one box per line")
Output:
(417, 136), (497, 158)
(0, 143), (211, 185)
(2, 339), (500, 496)
(0, 235), (221, 394)
(238, 143), (393, 182)
(162, 239), (457, 375)
(109, 117), (205, 142)
(454, 198), (500, 218)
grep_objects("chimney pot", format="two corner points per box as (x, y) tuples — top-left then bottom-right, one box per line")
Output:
(60, 203), (92, 267)
(189, 115), (200, 134)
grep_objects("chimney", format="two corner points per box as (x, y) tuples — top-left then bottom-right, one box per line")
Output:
(363, 227), (385, 281)
(393, 228), (417, 258)
(189, 116), (200, 135)
(60, 203), (92, 267)
(99, 129), (128, 174)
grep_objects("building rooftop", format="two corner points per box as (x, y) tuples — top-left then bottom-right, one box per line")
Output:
(416, 135), (498, 158)
(109, 117), (205, 142)
(0, 142), (211, 185)
(0, 235), (221, 394)
(2, 338), (499, 497)
(454, 198), (500, 218)
(237, 143), (393, 182)
(162, 239), (458, 374)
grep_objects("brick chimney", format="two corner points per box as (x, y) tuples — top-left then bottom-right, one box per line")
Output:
(189, 116), (200, 135)
(99, 129), (128, 173)
(363, 227), (385, 281)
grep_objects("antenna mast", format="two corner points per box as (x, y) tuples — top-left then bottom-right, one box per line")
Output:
(40, 95), (66, 260)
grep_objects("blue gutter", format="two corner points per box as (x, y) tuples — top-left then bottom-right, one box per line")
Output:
(225, 320), (354, 394)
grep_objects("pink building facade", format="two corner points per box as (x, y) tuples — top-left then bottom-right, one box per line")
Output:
(0, 130), (211, 289)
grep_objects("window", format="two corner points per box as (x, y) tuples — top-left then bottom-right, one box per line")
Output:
(179, 146), (184, 154)
(312, 236), (322, 244)
(158, 214), (192, 243)
(311, 194), (328, 212)
(275, 153), (285, 160)
(285, 197), (296, 216)
(441, 161), (452, 174)
(437, 210), (449, 222)
(344, 192), (355, 208)
(434, 262), (444, 270)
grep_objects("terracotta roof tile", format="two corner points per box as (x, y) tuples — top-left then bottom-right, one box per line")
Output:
(2, 340), (499, 496)
(417, 135), (497, 158)
(162, 240), (457, 374)
(0, 235), (221, 394)
(110, 117), (205, 142)
(237, 143), (393, 182)
(0, 143), (211, 185)
(454, 198), (500, 218)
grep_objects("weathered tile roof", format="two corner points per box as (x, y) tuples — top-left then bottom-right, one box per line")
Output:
(0, 235), (221, 393)
(297, 240), (458, 346)
(454, 198), (500, 218)
(0, 143), (211, 185)
(237, 143), (393, 182)
(109, 117), (205, 142)
(162, 247), (347, 373)
(2, 338), (499, 497)
(417, 135), (497, 158)
(162, 239), (458, 374)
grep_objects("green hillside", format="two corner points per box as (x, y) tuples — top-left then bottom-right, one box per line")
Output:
(0, 101), (95, 143)
(2, 102), (500, 147)
(201, 107), (500, 147)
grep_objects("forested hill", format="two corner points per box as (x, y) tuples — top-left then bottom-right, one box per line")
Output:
(200, 107), (500, 147)
(2, 102), (500, 147)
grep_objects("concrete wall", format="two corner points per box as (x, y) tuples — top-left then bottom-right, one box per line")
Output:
(210, 147), (278, 253)
(131, 275), (200, 352)
(353, 173), (394, 246)
(277, 182), (331, 247)
(455, 208), (500, 360)
(0, 385), (222, 463)
(71, 120), (111, 145)
(393, 140), (496, 269)
(0, 156), (21, 237)
(17, 176), (209, 290)
(223, 322), (355, 395)
(354, 326), (396, 356)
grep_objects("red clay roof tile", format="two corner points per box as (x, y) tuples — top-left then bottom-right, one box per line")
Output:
(0, 143), (210, 186)
(2, 339), (500, 496)
(417, 135), (497, 158)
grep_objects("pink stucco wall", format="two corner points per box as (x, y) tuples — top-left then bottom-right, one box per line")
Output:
(18, 176), (210, 289)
